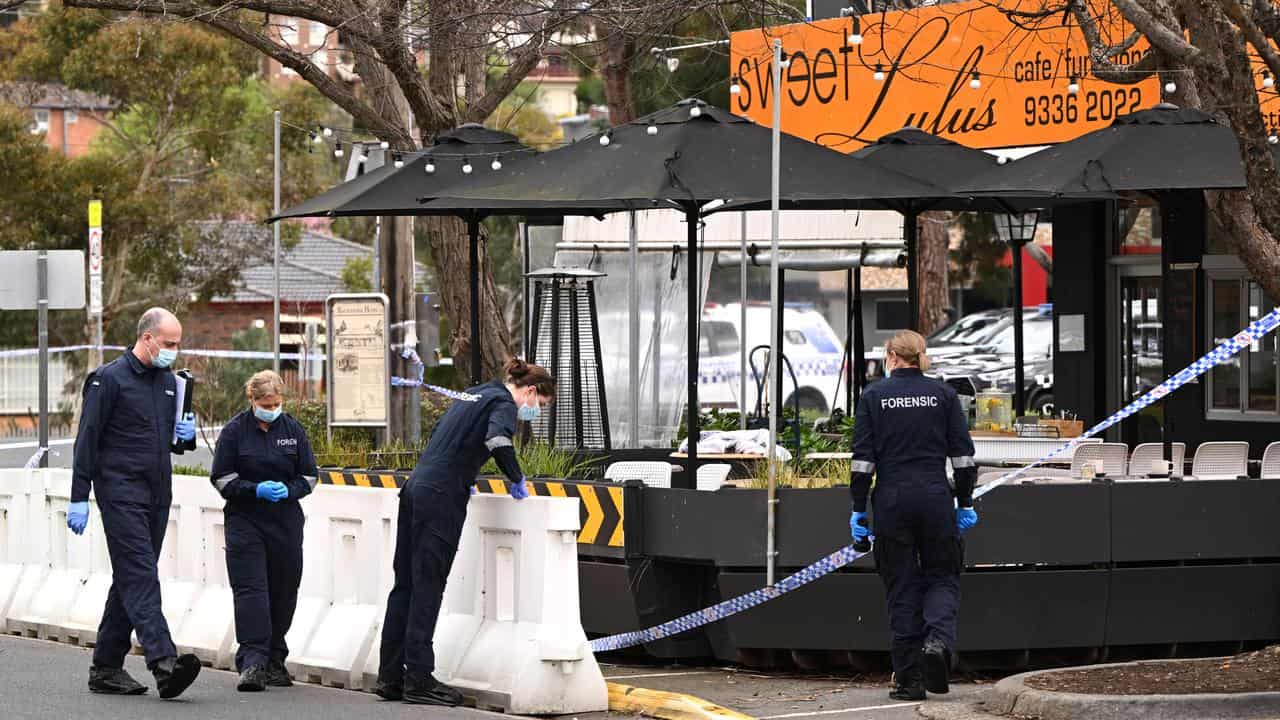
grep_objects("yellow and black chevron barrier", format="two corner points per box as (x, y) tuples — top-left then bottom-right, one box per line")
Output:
(318, 470), (624, 550)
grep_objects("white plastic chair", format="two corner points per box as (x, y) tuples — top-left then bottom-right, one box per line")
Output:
(1190, 441), (1250, 480)
(696, 463), (732, 491)
(1070, 443), (1129, 478)
(1259, 442), (1280, 480)
(604, 461), (673, 489)
(1126, 442), (1186, 479)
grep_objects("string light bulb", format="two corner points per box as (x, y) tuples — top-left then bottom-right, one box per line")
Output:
(310, 132), (322, 144)
(969, 71), (981, 89)
(997, 155), (1010, 165)
(847, 16), (863, 45)
(1264, 70), (1275, 89)
(393, 152), (404, 169)
(873, 63), (885, 81)
(1164, 80), (1177, 93)
(647, 122), (658, 135)
(599, 132), (611, 146)
(729, 76), (741, 95)
(380, 140), (390, 150)
(666, 56), (680, 73)
(1269, 128), (1279, 145)
(425, 159), (436, 174)
(321, 127), (333, 138)
(491, 157), (502, 170)
(1068, 75), (1080, 95)
(690, 105), (702, 117)
(462, 158), (473, 174)
(333, 142), (344, 158)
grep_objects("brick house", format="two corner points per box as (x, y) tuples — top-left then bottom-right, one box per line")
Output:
(0, 81), (114, 158)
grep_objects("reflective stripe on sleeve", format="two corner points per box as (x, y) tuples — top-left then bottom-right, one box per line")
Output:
(851, 460), (875, 474)
(951, 455), (976, 469)
(302, 475), (318, 489)
(213, 473), (238, 492)
(485, 436), (513, 451)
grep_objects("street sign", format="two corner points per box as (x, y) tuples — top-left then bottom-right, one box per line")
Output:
(0, 250), (86, 310)
(326, 293), (391, 428)
(88, 200), (103, 316)
(88, 228), (102, 274)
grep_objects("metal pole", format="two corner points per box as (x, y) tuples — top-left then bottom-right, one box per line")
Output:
(766, 37), (782, 585)
(272, 110), (282, 373)
(628, 211), (641, 447)
(905, 210), (919, 332)
(37, 251), (49, 469)
(845, 268), (854, 414)
(1012, 240), (1026, 418)
(1160, 218), (1172, 467)
(853, 265), (866, 406)
(684, 206), (699, 489)
(468, 216), (482, 385)
(740, 211), (749, 429)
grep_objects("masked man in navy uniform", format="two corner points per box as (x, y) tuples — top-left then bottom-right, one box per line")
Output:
(68, 307), (201, 699)
(849, 330), (978, 701)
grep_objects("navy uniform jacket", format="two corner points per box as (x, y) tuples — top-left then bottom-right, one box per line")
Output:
(209, 410), (318, 519)
(849, 368), (977, 512)
(414, 380), (523, 494)
(71, 351), (186, 505)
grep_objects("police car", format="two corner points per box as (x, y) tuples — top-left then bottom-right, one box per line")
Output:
(699, 303), (848, 414)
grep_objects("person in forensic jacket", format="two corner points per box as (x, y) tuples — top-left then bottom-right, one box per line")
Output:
(67, 307), (202, 699)
(374, 357), (555, 706)
(849, 330), (978, 701)
(209, 370), (318, 692)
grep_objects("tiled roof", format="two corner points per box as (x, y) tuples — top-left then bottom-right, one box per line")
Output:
(204, 221), (427, 304)
(0, 81), (115, 111)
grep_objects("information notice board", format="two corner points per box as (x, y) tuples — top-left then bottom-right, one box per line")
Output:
(326, 293), (390, 427)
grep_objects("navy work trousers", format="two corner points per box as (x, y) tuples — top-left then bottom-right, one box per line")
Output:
(378, 477), (466, 683)
(92, 500), (177, 670)
(872, 479), (963, 683)
(226, 511), (304, 670)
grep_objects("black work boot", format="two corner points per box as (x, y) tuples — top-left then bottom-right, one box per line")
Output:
(88, 666), (148, 695)
(403, 672), (464, 706)
(923, 638), (952, 695)
(265, 660), (293, 687)
(373, 680), (403, 701)
(152, 654), (201, 699)
(237, 665), (268, 692)
(889, 676), (926, 701)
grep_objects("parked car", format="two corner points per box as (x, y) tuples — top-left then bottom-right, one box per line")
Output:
(928, 307), (1057, 415)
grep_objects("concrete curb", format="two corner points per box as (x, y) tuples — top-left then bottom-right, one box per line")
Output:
(987, 659), (1280, 720)
(607, 682), (755, 720)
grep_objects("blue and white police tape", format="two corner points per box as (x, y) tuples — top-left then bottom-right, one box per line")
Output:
(390, 346), (480, 402)
(590, 306), (1280, 653)
(974, 306), (1280, 498)
(589, 542), (872, 653)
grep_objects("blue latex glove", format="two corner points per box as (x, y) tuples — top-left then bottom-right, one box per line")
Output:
(509, 477), (529, 500)
(956, 507), (979, 534)
(175, 413), (196, 442)
(67, 501), (89, 535)
(850, 511), (870, 542)
(256, 481), (289, 503)
(470, 484), (477, 496)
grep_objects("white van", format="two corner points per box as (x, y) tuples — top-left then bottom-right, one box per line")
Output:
(699, 303), (848, 415)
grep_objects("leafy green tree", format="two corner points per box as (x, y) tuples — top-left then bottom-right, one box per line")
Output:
(340, 255), (374, 292)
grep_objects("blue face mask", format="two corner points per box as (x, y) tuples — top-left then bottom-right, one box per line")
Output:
(254, 405), (282, 424)
(147, 336), (178, 368)
(517, 400), (541, 422)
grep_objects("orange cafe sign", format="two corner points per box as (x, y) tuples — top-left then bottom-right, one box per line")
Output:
(729, 0), (1168, 151)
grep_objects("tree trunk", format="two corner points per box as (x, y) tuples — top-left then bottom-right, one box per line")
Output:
(602, 31), (636, 125)
(917, 211), (951, 334)
(418, 215), (513, 381)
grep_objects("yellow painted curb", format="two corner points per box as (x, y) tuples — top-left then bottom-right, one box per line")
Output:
(608, 682), (756, 720)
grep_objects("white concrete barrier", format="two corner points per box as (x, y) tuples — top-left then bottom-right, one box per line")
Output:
(435, 494), (609, 715)
(0, 469), (607, 714)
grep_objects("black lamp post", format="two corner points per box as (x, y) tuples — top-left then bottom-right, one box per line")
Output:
(994, 210), (1040, 418)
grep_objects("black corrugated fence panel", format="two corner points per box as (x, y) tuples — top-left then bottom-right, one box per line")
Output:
(1111, 480), (1280, 562)
(640, 488), (768, 564)
(963, 483), (1111, 566)
(1106, 565), (1280, 645)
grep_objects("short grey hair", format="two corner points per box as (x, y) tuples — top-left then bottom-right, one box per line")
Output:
(136, 307), (171, 339)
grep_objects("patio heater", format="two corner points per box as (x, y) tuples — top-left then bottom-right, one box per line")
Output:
(994, 210), (1040, 418)
(526, 266), (611, 450)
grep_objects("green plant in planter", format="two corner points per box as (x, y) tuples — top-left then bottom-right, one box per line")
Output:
(479, 442), (596, 479)
(173, 464), (209, 477)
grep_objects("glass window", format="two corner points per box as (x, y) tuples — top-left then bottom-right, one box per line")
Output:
(1211, 279), (1243, 410)
(1117, 207), (1161, 255)
(1248, 282), (1277, 412)
(700, 321), (739, 358)
(65, 110), (78, 124)
(31, 109), (49, 133)
(988, 318), (1054, 357)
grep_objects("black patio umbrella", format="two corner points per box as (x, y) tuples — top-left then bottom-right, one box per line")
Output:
(414, 98), (942, 480)
(961, 103), (1248, 463)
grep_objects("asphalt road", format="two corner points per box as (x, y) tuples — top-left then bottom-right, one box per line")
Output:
(0, 635), (503, 720)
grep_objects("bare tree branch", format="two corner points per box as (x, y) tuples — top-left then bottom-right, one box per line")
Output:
(1111, 0), (1206, 66)
(1217, 0), (1280, 84)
